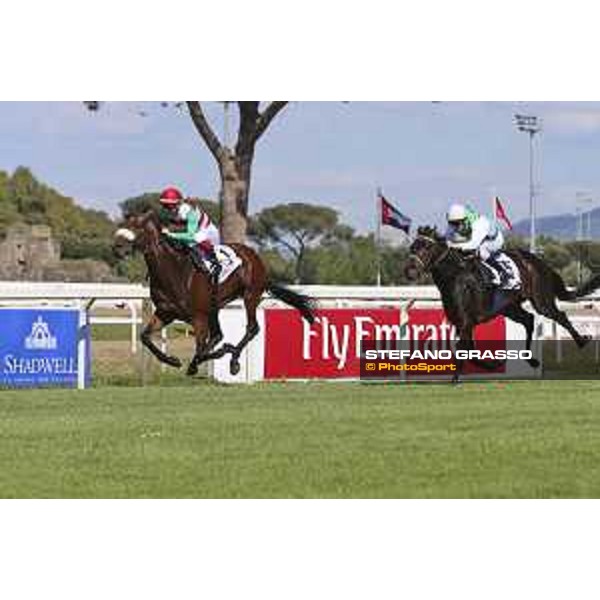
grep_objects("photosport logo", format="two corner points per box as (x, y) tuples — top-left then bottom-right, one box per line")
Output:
(0, 308), (90, 388)
(359, 340), (534, 381)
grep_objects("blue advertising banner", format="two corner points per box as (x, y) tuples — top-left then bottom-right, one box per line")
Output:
(0, 308), (90, 388)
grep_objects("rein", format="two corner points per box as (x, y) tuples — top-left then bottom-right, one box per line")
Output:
(409, 236), (451, 272)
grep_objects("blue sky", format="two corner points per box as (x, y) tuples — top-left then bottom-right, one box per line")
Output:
(1, 101), (600, 233)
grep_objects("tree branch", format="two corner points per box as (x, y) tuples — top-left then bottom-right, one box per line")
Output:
(186, 101), (224, 162)
(291, 230), (308, 247)
(254, 101), (288, 141)
(235, 102), (260, 155)
(265, 225), (299, 258)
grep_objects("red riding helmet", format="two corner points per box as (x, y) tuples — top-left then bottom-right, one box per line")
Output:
(159, 187), (184, 206)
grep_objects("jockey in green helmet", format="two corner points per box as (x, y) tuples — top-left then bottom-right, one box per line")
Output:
(445, 203), (520, 290)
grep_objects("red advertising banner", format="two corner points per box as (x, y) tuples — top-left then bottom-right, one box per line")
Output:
(265, 308), (402, 378)
(264, 307), (506, 379)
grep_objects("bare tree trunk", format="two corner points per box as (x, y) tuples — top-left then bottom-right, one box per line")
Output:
(294, 240), (306, 284)
(219, 150), (253, 244)
(187, 101), (288, 245)
(85, 101), (288, 243)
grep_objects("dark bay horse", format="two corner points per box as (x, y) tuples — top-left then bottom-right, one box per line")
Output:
(405, 226), (600, 381)
(113, 210), (315, 377)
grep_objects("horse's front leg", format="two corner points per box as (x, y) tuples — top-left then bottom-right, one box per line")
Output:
(452, 335), (469, 384)
(141, 314), (182, 369)
(206, 303), (223, 353)
(186, 314), (211, 377)
(452, 322), (481, 383)
(456, 324), (503, 378)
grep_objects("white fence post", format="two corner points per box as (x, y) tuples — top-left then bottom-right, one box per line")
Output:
(77, 301), (88, 390)
(129, 300), (138, 354)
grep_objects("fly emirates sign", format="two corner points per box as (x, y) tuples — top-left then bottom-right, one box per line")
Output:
(264, 307), (505, 379)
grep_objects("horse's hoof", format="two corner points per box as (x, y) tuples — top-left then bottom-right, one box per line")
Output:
(187, 363), (199, 377)
(528, 358), (541, 369)
(230, 359), (241, 376)
(211, 334), (224, 348)
(214, 346), (232, 360)
(165, 356), (182, 369)
(206, 334), (224, 353)
(579, 335), (592, 349)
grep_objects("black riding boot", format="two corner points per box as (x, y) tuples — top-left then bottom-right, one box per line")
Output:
(189, 246), (206, 273)
(189, 246), (221, 285)
(486, 256), (509, 289)
(204, 248), (222, 287)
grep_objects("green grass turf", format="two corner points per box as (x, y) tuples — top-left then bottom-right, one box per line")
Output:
(0, 380), (599, 498)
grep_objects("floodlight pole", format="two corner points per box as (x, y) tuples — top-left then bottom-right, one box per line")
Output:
(576, 192), (593, 287)
(528, 130), (535, 251)
(376, 187), (382, 287)
(514, 114), (542, 253)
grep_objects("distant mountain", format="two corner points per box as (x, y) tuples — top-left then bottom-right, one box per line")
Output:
(512, 207), (600, 241)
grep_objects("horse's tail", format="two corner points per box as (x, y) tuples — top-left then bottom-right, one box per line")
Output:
(515, 249), (587, 301)
(552, 270), (578, 301)
(574, 273), (600, 299)
(267, 283), (316, 324)
(549, 264), (600, 300)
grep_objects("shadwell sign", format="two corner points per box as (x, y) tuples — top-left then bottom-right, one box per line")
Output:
(0, 308), (89, 387)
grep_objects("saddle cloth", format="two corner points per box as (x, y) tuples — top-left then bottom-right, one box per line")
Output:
(203, 244), (243, 285)
(481, 252), (521, 291)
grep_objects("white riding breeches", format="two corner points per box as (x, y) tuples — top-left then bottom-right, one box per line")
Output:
(193, 223), (220, 247)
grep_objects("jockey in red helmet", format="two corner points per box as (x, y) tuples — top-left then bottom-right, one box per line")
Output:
(158, 187), (222, 284)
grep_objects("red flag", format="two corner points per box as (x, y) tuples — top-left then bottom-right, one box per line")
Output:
(495, 197), (513, 230)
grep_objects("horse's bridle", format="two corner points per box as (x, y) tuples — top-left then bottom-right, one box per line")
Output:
(409, 234), (450, 272)
(121, 212), (162, 255)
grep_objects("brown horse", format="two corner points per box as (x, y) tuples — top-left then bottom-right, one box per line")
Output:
(113, 210), (315, 377)
(405, 226), (600, 381)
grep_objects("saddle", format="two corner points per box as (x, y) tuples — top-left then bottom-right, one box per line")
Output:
(471, 259), (497, 289)
(464, 252), (521, 291)
(203, 245), (243, 285)
(488, 252), (521, 291)
(164, 238), (242, 285)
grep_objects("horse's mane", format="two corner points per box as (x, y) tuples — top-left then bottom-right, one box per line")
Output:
(120, 208), (160, 229)
(124, 209), (187, 262)
(413, 224), (475, 273)
(138, 209), (161, 227)
(417, 225), (445, 243)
